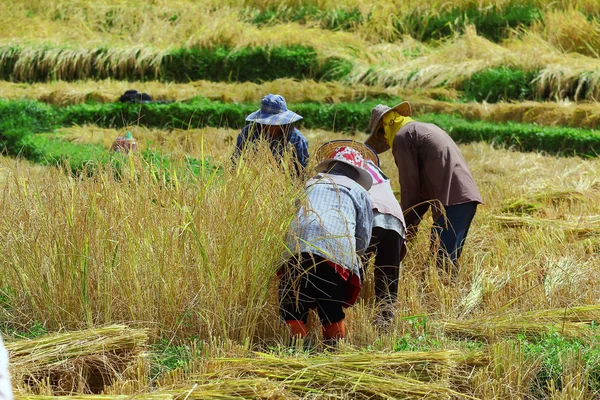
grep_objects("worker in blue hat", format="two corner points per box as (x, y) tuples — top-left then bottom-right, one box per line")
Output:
(231, 94), (309, 177)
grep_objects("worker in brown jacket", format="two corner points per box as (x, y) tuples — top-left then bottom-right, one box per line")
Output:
(365, 101), (482, 276)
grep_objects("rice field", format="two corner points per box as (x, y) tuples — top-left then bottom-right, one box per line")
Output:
(1, 0), (600, 399)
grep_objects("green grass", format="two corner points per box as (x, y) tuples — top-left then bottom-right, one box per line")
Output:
(460, 67), (539, 103)
(1, 99), (599, 162)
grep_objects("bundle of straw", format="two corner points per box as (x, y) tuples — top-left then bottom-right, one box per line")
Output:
(16, 379), (286, 400)
(16, 396), (171, 400)
(437, 305), (600, 340)
(6, 325), (149, 394)
(499, 189), (585, 215)
(181, 351), (484, 399)
(492, 215), (600, 238)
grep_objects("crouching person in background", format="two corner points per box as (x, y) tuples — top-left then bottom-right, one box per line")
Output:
(280, 146), (373, 349)
(0, 335), (13, 400)
(316, 141), (407, 327)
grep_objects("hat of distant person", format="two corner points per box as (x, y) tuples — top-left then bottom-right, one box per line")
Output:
(364, 101), (412, 153)
(315, 146), (373, 190)
(245, 94), (303, 126)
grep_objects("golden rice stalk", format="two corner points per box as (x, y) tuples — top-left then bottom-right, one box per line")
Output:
(6, 325), (149, 394)
(162, 378), (291, 400)
(531, 9), (600, 58)
(16, 378), (289, 399)
(438, 305), (600, 340)
(182, 350), (484, 399)
(16, 396), (171, 400)
(492, 215), (600, 238)
(500, 189), (585, 214)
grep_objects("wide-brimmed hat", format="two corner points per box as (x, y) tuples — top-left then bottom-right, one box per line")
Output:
(364, 101), (412, 154)
(314, 140), (380, 167)
(314, 146), (373, 191)
(245, 94), (303, 126)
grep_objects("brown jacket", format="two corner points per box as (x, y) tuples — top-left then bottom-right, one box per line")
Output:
(392, 122), (482, 230)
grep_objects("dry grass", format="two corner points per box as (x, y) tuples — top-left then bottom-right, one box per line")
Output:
(2, 127), (599, 338)
(0, 79), (415, 105)
(0, 128), (599, 396)
(1, 0), (599, 47)
(0, 2), (599, 99)
(6, 326), (148, 395)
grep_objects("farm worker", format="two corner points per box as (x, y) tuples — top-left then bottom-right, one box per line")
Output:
(364, 101), (482, 277)
(280, 146), (373, 348)
(232, 94), (309, 177)
(315, 140), (407, 326)
(111, 131), (137, 154)
(0, 335), (13, 400)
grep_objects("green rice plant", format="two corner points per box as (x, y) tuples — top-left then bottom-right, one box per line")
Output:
(162, 45), (331, 83)
(418, 113), (600, 158)
(519, 332), (600, 398)
(402, 1), (543, 42)
(240, 4), (364, 31)
(2, 98), (599, 158)
(460, 67), (538, 103)
(0, 100), (56, 154)
(0, 44), (348, 83)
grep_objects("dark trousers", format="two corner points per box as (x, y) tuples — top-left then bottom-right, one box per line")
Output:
(431, 202), (478, 270)
(365, 227), (404, 306)
(279, 253), (349, 325)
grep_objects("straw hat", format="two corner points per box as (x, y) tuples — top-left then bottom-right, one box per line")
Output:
(315, 140), (380, 166)
(364, 101), (412, 154)
(314, 146), (373, 191)
(245, 94), (302, 126)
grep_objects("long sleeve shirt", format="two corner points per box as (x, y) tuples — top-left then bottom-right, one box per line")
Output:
(363, 160), (406, 238)
(232, 123), (309, 172)
(287, 174), (373, 278)
(392, 122), (483, 231)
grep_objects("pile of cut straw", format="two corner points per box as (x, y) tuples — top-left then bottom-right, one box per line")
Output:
(173, 350), (487, 399)
(437, 305), (600, 340)
(492, 215), (600, 238)
(6, 325), (149, 394)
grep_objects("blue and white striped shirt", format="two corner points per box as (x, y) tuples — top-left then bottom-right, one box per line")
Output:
(287, 174), (373, 277)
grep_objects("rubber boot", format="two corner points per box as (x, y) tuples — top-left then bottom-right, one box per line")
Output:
(286, 320), (308, 349)
(286, 320), (307, 337)
(322, 320), (346, 350)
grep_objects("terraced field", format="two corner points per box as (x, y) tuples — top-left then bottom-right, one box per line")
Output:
(1, 0), (600, 398)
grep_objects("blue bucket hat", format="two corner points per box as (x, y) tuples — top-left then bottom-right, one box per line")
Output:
(245, 94), (303, 126)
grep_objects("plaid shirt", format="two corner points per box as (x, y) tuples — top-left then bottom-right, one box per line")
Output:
(287, 174), (373, 277)
(232, 123), (309, 170)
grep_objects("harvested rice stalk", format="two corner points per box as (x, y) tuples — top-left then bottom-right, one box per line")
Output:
(6, 325), (149, 394)
(492, 215), (600, 238)
(16, 378), (287, 400)
(187, 351), (483, 399)
(163, 378), (291, 400)
(500, 189), (585, 214)
(16, 396), (171, 400)
(438, 305), (600, 340)
(519, 304), (600, 321)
